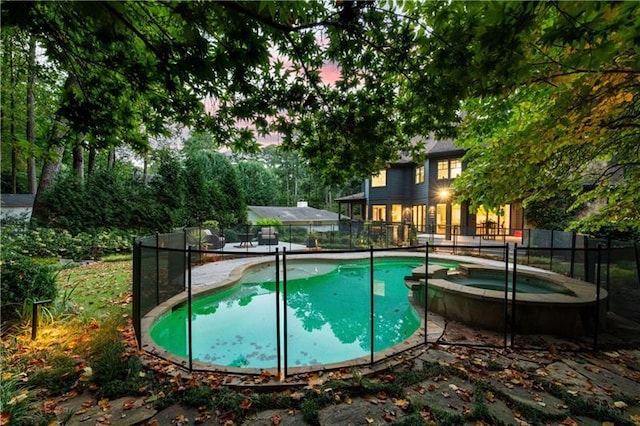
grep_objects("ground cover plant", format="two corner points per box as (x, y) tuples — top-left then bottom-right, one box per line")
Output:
(1, 255), (638, 425)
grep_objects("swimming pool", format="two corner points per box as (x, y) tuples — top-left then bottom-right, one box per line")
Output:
(150, 258), (435, 369)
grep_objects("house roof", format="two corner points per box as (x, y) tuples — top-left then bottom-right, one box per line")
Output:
(248, 205), (340, 223)
(0, 193), (35, 208)
(335, 192), (366, 202)
(389, 136), (464, 166)
(425, 138), (464, 157)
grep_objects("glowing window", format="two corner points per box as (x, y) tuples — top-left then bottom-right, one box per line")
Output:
(371, 170), (387, 187)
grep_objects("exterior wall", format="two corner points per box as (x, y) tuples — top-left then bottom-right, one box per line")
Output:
(363, 148), (522, 237)
(368, 164), (415, 221)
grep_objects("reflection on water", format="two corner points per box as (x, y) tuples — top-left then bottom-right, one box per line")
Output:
(151, 258), (423, 368)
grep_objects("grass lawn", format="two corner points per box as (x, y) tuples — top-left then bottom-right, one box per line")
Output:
(56, 259), (132, 319)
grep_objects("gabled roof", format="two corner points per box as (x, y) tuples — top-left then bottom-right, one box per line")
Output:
(248, 205), (340, 223)
(335, 192), (366, 202)
(0, 194), (35, 208)
(423, 135), (464, 157)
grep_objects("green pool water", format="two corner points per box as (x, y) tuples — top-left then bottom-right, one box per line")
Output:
(447, 274), (576, 296)
(150, 258), (428, 369)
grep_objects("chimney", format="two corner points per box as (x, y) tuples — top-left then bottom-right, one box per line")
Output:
(297, 201), (308, 208)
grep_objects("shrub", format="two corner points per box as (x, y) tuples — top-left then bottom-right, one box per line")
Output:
(0, 225), (134, 260)
(256, 217), (283, 227)
(1, 253), (58, 323)
(88, 320), (148, 400)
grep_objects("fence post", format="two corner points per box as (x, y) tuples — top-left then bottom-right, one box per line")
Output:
(187, 246), (193, 371)
(283, 248), (289, 379)
(503, 244), (509, 349)
(275, 248), (281, 379)
(594, 244), (602, 352)
(424, 243), (429, 345)
(527, 229), (531, 265)
(511, 243), (518, 347)
(636, 241), (640, 287)
(606, 237), (611, 311)
(133, 239), (142, 349)
(155, 232), (160, 305)
(370, 245), (375, 365)
(570, 232), (576, 278)
(550, 230), (554, 271)
(584, 235), (592, 283)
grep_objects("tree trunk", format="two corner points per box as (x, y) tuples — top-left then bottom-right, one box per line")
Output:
(107, 148), (116, 169)
(30, 144), (65, 222)
(87, 147), (96, 176)
(30, 75), (77, 224)
(143, 154), (148, 182)
(73, 134), (84, 181)
(27, 37), (37, 194)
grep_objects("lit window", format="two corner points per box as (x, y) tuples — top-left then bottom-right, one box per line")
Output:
(415, 165), (425, 184)
(437, 161), (449, 179)
(391, 204), (402, 223)
(371, 170), (386, 187)
(372, 205), (386, 221)
(437, 158), (462, 179)
(450, 159), (462, 178)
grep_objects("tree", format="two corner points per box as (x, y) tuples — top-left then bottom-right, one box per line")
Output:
(236, 161), (279, 206)
(403, 1), (640, 231)
(5, 1), (638, 233)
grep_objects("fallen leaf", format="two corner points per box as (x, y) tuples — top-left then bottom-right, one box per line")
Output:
(365, 416), (374, 424)
(614, 401), (628, 409)
(271, 414), (282, 425)
(393, 398), (410, 410)
(122, 399), (136, 410)
(290, 391), (304, 401)
(560, 417), (578, 426)
(485, 391), (496, 403)
(98, 398), (110, 411)
(344, 395), (352, 405)
(239, 398), (252, 410)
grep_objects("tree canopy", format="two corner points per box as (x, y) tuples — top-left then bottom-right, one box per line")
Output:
(2, 1), (639, 232)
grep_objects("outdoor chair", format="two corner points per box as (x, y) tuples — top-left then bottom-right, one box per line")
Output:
(202, 229), (225, 249)
(258, 226), (278, 245)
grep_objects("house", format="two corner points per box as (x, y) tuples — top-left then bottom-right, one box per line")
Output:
(247, 202), (341, 232)
(0, 193), (35, 223)
(337, 137), (524, 239)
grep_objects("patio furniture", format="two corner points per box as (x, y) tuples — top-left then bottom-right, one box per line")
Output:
(202, 229), (226, 249)
(258, 226), (278, 245)
(238, 232), (254, 247)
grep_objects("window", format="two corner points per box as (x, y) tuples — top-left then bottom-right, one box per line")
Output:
(436, 203), (461, 234)
(371, 170), (386, 187)
(412, 205), (425, 231)
(415, 165), (425, 184)
(476, 205), (511, 233)
(391, 204), (402, 223)
(437, 161), (449, 180)
(437, 158), (463, 180)
(372, 205), (386, 221)
(450, 159), (462, 179)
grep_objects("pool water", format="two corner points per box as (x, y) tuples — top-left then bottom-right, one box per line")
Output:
(448, 275), (576, 296)
(150, 258), (427, 369)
